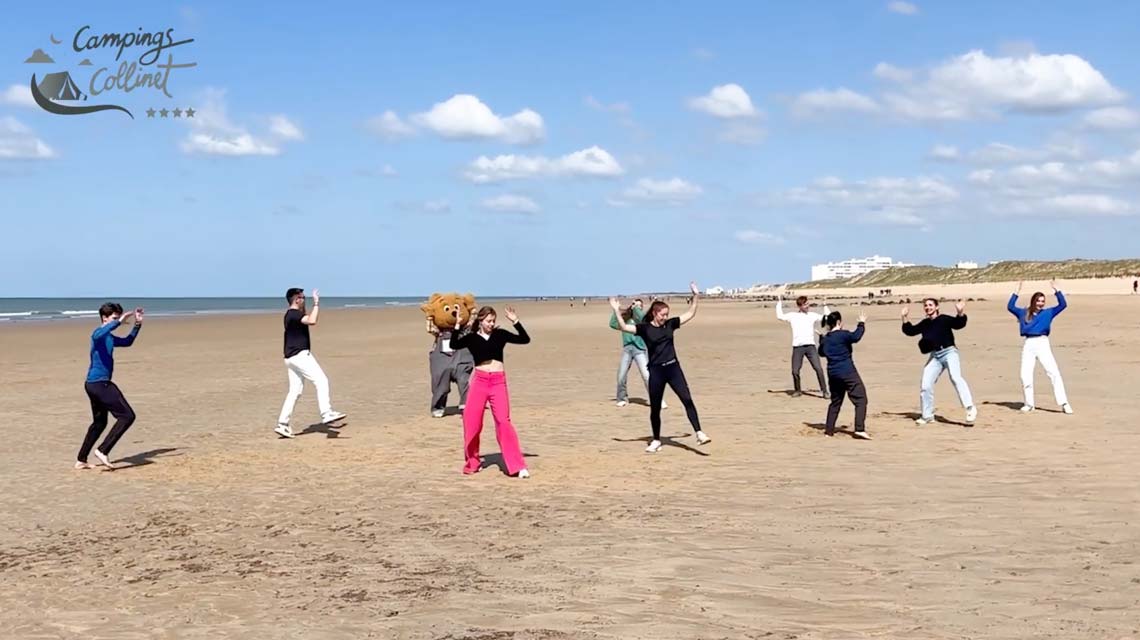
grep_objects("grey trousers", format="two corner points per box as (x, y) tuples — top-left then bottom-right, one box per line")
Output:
(429, 345), (474, 411)
(791, 345), (827, 393)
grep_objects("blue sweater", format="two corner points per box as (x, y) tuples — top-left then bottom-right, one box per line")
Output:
(86, 320), (140, 382)
(1007, 291), (1066, 337)
(818, 323), (865, 375)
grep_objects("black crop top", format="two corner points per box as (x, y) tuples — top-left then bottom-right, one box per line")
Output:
(448, 323), (530, 363)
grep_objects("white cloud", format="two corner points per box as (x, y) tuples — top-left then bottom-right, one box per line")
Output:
(481, 194), (541, 214)
(790, 88), (880, 119)
(718, 122), (766, 145)
(927, 144), (960, 162)
(692, 48), (715, 60)
(0, 116), (55, 159)
(609, 177), (703, 206)
(380, 164), (398, 177)
(463, 145), (624, 183)
(873, 62), (913, 83)
(584, 96), (631, 114)
(734, 230), (786, 245)
(366, 110), (416, 140)
(770, 175), (958, 226)
(969, 148), (1140, 190)
(1, 84), (35, 108)
(887, 1), (919, 15)
(396, 199), (451, 214)
(179, 89), (299, 157)
(966, 141), (1085, 165)
(409, 94), (545, 145)
(268, 115), (304, 141)
(1082, 107), (1140, 131)
(687, 84), (759, 119)
(993, 193), (1134, 217)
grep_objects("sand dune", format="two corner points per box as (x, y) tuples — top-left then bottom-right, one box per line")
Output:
(1, 295), (1137, 639)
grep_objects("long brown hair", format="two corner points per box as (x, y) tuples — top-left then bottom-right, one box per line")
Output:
(1025, 292), (1045, 322)
(646, 300), (669, 323)
(475, 305), (496, 328)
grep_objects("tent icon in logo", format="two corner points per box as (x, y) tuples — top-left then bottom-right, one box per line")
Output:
(37, 71), (86, 101)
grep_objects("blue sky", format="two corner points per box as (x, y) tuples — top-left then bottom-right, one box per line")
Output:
(3, 1), (1140, 296)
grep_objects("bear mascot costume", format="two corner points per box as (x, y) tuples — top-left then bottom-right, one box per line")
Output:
(421, 292), (477, 418)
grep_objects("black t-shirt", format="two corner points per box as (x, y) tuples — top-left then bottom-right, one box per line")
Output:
(636, 317), (681, 367)
(901, 313), (967, 354)
(449, 323), (530, 364)
(283, 308), (311, 358)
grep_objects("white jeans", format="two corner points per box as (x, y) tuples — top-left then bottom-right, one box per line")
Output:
(1020, 336), (1068, 407)
(277, 350), (332, 425)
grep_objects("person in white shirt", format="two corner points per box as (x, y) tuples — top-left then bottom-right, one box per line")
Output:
(776, 295), (830, 398)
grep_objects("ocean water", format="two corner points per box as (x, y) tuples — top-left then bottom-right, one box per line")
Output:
(0, 297), (424, 324)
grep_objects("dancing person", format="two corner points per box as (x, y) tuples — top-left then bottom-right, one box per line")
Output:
(77, 303), (144, 470)
(1008, 280), (1072, 414)
(901, 298), (977, 425)
(449, 305), (531, 478)
(608, 298), (666, 409)
(610, 282), (710, 453)
(777, 295), (830, 398)
(818, 310), (871, 439)
(275, 288), (346, 438)
(427, 316), (474, 418)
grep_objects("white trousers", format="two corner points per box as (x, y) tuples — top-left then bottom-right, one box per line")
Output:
(277, 350), (332, 425)
(1020, 336), (1068, 407)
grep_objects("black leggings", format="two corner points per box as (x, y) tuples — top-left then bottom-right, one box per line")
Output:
(79, 381), (136, 463)
(648, 362), (701, 440)
(825, 369), (867, 434)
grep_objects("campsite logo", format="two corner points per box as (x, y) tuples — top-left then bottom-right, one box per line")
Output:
(23, 26), (197, 119)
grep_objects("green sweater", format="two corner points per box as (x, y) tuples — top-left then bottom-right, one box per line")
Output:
(610, 307), (647, 350)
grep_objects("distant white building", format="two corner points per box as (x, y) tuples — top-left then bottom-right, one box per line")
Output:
(955, 261), (979, 270)
(704, 286), (726, 296)
(810, 255), (914, 281)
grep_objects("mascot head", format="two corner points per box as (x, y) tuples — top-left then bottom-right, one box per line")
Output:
(421, 292), (477, 330)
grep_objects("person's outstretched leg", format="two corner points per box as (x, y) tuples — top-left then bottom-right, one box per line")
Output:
(665, 365), (704, 439)
(919, 356), (942, 421)
(647, 367), (667, 445)
(790, 347), (804, 393)
(1020, 339), (1037, 408)
(95, 382), (136, 464)
(1036, 338), (1069, 407)
(277, 360), (304, 428)
(944, 348), (975, 410)
(615, 346), (634, 404)
(78, 383), (109, 466)
(806, 347), (828, 397)
(824, 375), (845, 435)
(848, 374), (868, 434)
(487, 374), (527, 475)
(462, 372), (491, 473)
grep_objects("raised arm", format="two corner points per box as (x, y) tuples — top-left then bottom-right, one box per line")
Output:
(775, 298), (788, 321)
(608, 298), (637, 333)
(302, 289), (321, 325)
(850, 315), (866, 343)
(678, 281), (699, 325)
(1052, 280), (1067, 314)
(502, 306), (530, 344)
(91, 319), (123, 340)
(113, 312), (143, 347)
(900, 306), (921, 335)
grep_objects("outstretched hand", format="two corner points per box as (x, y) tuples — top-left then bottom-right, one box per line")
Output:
(135, 308), (145, 325)
(312, 289), (320, 305)
(608, 297), (622, 312)
(1016, 280), (1023, 294)
(900, 306), (910, 320)
(955, 300), (967, 314)
(504, 305), (519, 323)
(689, 281), (699, 296)
(1050, 278), (1058, 291)
(858, 312), (867, 323)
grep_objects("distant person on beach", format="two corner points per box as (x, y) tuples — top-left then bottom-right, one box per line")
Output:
(275, 288), (346, 439)
(818, 310), (870, 439)
(901, 298), (977, 425)
(610, 282), (710, 453)
(1133, 278), (1137, 294)
(776, 295), (830, 398)
(77, 303), (144, 470)
(1008, 280), (1072, 414)
(608, 298), (666, 409)
(449, 305), (532, 478)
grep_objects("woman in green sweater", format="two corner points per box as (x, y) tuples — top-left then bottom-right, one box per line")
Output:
(608, 298), (665, 409)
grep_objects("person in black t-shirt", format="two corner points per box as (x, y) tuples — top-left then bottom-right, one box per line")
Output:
(275, 288), (346, 438)
(901, 298), (976, 426)
(610, 282), (710, 453)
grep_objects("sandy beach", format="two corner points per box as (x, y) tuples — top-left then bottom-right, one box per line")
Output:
(2, 288), (1138, 639)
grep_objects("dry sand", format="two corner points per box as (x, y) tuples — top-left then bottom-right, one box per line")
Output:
(2, 291), (1138, 639)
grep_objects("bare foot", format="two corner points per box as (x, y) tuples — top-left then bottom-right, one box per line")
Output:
(74, 461), (92, 470)
(93, 450), (116, 470)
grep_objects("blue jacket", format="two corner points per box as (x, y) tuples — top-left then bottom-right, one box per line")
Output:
(818, 322), (865, 375)
(1007, 291), (1066, 337)
(86, 320), (140, 382)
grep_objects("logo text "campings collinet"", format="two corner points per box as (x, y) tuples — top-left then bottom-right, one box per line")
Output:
(74, 26), (196, 99)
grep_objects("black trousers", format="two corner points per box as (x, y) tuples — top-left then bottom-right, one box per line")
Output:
(792, 345), (827, 393)
(79, 381), (136, 462)
(648, 362), (701, 440)
(825, 369), (867, 434)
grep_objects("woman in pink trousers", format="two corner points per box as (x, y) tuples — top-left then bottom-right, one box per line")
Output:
(449, 305), (531, 478)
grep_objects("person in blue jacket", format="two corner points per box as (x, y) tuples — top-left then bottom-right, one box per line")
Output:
(818, 310), (871, 439)
(77, 302), (143, 470)
(1008, 279), (1072, 414)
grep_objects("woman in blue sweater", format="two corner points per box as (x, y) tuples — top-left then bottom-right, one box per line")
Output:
(819, 310), (871, 439)
(1008, 280), (1072, 414)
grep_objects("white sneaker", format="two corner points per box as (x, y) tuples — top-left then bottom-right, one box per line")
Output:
(661, 400), (669, 409)
(321, 411), (347, 424)
(517, 469), (531, 479)
(853, 431), (872, 440)
(1020, 405), (1034, 413)
(1062, 403), (1074, 415)
(274, 424), (295, 439)
(458, 404), (466, 411)
(695, 431), (711, 445)
(616, 400), (628, 407)
(965, 406), (978, 423)
(914, 416), (933, 426)
(645, 440), (662, 453)
(431, 409), (445, 418)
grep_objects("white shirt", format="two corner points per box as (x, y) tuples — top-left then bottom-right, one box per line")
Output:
(776, 301), (829, 347)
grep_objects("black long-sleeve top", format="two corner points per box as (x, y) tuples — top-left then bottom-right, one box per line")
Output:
(902, 313), (967, 354)
(449, 322), (530, 364)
